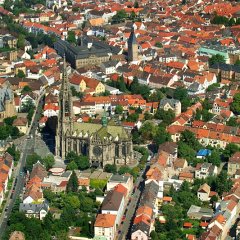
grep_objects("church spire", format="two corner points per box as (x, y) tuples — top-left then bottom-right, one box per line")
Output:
(128, 27), (139, 62)
(55, 56), (73, 159)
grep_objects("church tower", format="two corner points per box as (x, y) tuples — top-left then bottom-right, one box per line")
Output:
(55, 57), (73, 159)
(128, 28), (138, 62)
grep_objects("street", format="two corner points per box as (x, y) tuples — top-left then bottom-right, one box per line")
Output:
(0, 94), (45, 238)
(118, 163), (149, 240)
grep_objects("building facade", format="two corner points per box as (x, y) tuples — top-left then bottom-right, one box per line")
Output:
(0, 85), (16, 121)
(56, 60), (133, 167)
(54, 36), (121, 69)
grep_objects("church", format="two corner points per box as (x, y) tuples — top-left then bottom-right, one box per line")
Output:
(55, 60), (134, 168)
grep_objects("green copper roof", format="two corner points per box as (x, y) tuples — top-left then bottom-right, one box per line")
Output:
(73, 122), (129, 140)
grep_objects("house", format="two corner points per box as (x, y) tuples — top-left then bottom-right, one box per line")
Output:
(13, 117), (28, 134)
(196, 149), (212, 159)
(30, 161), (48, 180)
(159, 98), (181, 116)
(197, 183), (211, 201)
(19, 201), (49, 220)
(187, 205), (213, 220)
(69, 73), (105, 95)
(23, 184), (44, 204)
(107, 174), (133, 195)
(101, 190), (125, 225)
(195, 163), (218, 179)
(78, 177), (90, 191)
(43, 103), (59, 117)
(9, 231), (25, 240)
(131, 221), (150, 240)
(228, 152), (240, 176)
(94, 214), (116, 240)
(173, 158), (188, 171)
(100, 60), (119, 75)
(179, 172), (194, 183)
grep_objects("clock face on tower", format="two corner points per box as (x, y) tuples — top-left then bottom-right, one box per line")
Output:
(93, 146), (102, 156)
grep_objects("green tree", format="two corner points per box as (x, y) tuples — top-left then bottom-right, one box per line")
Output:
(226, 117), (239, 127)
(4, 116), (17, 126)
(67, 161), (78, 170)
(25, 153), (42, 172)
(67, 31), (76, 44)
(206, 150), (221, 166)
(126, 113), (139, 122)
(215, 170), (233, 196)
(139, 121), (156, 141)
(21, 85), (32, 94)
(104, 164), (117, 174)
(202, 109), (214, 122)
(42, 154), (55, 170)
(43, 189), (55, 202)
(180, 130), (201, 151)
(134, 1), (139, 8)
(209, 54), (225, 66)
(17, 70), (25, 78)
(154, 109), (175, 124)
(17, 34), (25, 49)
(202, 98), (213, 110)
(230, 93), (240, 114)
(153, 126), (171, 148)
(76, 155), (90, 170)
(115, 105), (123, 114)
(67, 171), (79, 193)
(111, 10), (127, 23)
(206, 83), (220, 92)
(178, 141), (196, 163)
(173, 87), (191, 111)
(65, 195), (80, 209)
(155, 42), (163, 48)
(210, 195), (218, 204)
(6, 145), (20, 162)
(235, 59), (240, 66)
(118, 75), (127, 92)
(118, 165), (131, 175)
(223, 143), (239, 159)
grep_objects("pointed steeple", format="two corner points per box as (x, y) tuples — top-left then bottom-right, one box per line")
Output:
(56, 56), (73, 159)
(128, 26), (139, 62)
(128, 27), (137, 45)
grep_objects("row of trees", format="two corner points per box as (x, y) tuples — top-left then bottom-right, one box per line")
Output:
(0, 116), (22, 140)
(66, 151), (90, 170)
(211, 14), (240, 26)
(25, 153), (55, 171)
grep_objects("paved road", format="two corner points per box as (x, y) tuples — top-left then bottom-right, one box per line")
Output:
(0, 94), (45, 238)
(118, 163), (150, 240)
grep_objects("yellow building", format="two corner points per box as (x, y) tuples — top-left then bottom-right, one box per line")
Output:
(70, 73), (105, 95)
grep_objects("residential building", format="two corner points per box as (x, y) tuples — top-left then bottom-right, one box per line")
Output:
(13, 117), (28, 134)
(107, 174), (133, 195)
(9, 231), (25, 240)
(94, 214), (116, 240)
(159, 98), (181, 116)
(101, 190), (125, 225)
(19, 201), (49, 220)
(228, 152), (240, 176)
(197, 183), (211, 201)
(195, 163), (218, 179)
(187, 205), (213, 220)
